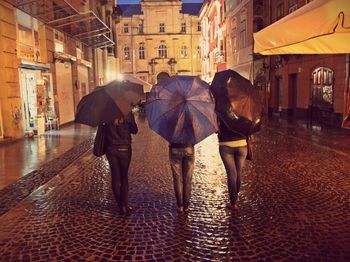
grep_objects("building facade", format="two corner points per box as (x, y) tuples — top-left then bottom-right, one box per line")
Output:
(0, 0), (116, 139)
(262, 0), (348, 127)
(115, 0), (202, 85)
(199, 0), (226, 83)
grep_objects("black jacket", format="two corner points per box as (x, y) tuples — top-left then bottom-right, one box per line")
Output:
(105, 113), (138, 148)
(217, 118), (246, 142)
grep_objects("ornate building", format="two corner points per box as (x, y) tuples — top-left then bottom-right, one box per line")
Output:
(115, 0), (202, 85)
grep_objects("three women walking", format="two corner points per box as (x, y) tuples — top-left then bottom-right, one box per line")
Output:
(76, 70), (262, 215)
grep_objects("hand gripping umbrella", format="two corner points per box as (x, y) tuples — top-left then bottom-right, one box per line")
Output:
(75, 80), (144, 126)
(210, 70), (263, 136)
(145, 75), (218, 144)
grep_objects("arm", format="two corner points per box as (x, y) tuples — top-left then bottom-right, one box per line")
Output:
(126, 113), (138, 134)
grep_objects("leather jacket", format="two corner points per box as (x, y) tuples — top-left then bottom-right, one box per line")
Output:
(105, 113), (138, 148)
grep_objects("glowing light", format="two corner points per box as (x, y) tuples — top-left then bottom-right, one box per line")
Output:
(116, 73), (124, 81)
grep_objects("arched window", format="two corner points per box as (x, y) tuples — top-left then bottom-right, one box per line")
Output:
(139, 43), (145, 59)
(181, 45), (187, 58)
(124, 47), (130, 60)
(312, 67), (334, 108)
(181, 22), (186, 32)
(158, 44), (167, 58)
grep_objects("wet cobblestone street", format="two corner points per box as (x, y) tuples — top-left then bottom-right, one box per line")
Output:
(0, 115), (349, 261)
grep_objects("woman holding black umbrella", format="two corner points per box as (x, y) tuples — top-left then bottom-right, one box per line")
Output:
(105, 113), (138, 215)
(210, 69), (262, 211)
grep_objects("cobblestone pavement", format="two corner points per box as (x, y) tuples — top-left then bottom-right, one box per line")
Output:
(0, 115), (349, 261)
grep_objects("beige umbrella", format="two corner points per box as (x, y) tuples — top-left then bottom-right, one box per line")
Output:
(253, 0), (350, 55)
(121, 74), (152, 93)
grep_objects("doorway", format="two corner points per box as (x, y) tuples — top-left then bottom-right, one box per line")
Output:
(55, 61), (74, 125)
(157, 72), (170, 84)
(19, 68), (41, 132)
(288, 73), (297, 117)
(275, 76), (283, 113)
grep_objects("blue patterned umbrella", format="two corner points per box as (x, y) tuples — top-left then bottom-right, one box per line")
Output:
(145, 75), (218, 144)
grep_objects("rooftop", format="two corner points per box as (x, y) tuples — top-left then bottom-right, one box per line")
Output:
(117, 3), (202, 17)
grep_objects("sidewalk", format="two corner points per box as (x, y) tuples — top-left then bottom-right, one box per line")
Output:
(265, 115), (350, 155)
(0, 123), (95, 190)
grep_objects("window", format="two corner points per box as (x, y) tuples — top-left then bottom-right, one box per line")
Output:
(288, 0), (298, 13)
(276, 3), (284, 20)
(312, 67), (334, 108)
(214, 15), (218, 38)
(139, 43), (145, 59)
(197, 22), (201, 31)
(158, 44), (167, 58)
(240, 20), (246, 48)
(16, 10), (42, 61)
(181, 22), (186, 33)
(139, 20), (144, 33)
(123, 24), (129, 33)
(159, 23), (165, 32)
(181, 45), (187, 58)
(254, 18), (264, 32)
(232, 26), (237, 50)
(197, 46), (201, 57)
(124, 47), (130, 60)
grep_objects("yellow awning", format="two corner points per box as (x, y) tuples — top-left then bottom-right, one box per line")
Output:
(253, 0), (350, 54)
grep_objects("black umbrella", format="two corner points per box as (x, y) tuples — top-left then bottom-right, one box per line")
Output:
(210, 70), (263, 136)
(75, 80), (144, 127)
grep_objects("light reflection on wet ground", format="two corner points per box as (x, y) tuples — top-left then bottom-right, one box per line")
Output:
(0, 124), (94, 190)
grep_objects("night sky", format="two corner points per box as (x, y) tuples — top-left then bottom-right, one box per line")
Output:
(118, 0), (203, 4)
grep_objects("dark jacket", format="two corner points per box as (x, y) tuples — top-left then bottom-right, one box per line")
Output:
(105, 113), (138, 149)
(169, 143), (194, 149)
(217, 118), (246, 142)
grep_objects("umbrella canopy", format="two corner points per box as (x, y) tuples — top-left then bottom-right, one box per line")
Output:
(254, 0), (350, 54)
(210, 70), (263, 136)
(145, 75), (218, 144)
(121, 74), (153, 93)
(75, 80), (144, 127)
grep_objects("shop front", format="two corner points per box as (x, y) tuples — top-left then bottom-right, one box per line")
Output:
(18, 60), (57, 135)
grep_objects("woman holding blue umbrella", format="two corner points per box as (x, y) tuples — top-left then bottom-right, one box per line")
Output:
(146, 75), (218, 213)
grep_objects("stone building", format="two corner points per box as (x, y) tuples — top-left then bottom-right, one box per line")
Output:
(199, 0), (264, 90)
(0, 0), (116, 139)
(199, 0), (226, 83)
(115, 0), (202, 85)
(260, 0), (348, 127)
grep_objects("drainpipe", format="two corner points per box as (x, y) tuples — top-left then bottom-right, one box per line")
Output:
(267, 0), (272, 116)
(191, 16), (193, 75)
(101, 5), (108, 83)
(342, 54), (350, 128)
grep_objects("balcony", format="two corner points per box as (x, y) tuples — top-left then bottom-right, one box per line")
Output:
(215, 51), (225, 63)
(6, 0), (114, 48)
